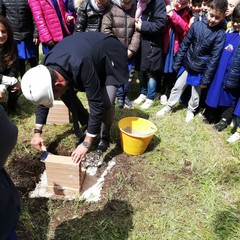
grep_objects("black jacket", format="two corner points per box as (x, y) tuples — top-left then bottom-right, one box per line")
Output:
(173, 18), (226, 86)
(74, 0), (109, 32)
(138, 0), (166, 72)
(0, 0), (38, 41)
(36, 32), (128, 135)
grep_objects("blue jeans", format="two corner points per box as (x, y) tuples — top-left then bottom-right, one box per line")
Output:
(139, 71), (159, 100)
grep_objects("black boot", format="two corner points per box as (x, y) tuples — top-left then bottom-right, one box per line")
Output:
(96, 138), (109, 153)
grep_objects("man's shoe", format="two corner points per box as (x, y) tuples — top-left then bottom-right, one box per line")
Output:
(227, 131), (240, 143)
(156, 105), (171, 117)
(160, 95), (167, 105)
(213, 118), (228, 132)
(124, 97), (133, 108)
(133, 94), (147, 104)
(140, 99), (153, 109)
(185, 110), (194, 123)
(96, 139), (109, 153)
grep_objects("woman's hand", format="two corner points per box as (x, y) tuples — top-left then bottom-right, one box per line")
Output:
(10, 81), (21, 94)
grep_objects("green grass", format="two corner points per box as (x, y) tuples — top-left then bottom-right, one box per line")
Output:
(6, 78), (240, 240)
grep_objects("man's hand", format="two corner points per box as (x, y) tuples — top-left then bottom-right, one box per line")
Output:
(71, 135), (93, 163)
(71, 143), (89, 163)
(31, 133), (46, 151)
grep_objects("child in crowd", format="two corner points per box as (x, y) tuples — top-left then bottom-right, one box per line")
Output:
(201, 0), (213, 16)
(189, 0), (203, 26)
(101, 0), (140, 109)
(159, 0), (192, 106)
(133, 0), (166, 109)
(156, 0), (227, 122)
(29, 0), (74, 55)
(226, 0), (240, 29)
(204, 3), (240, 131)
(74, 0), (110, 32)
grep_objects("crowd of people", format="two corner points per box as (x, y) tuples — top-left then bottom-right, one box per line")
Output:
(1, 0), (240, 238)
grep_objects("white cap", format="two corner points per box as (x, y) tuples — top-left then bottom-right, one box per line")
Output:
(21, 65), (54, 108)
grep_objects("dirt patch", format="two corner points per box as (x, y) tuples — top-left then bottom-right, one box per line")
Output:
(5, 146), (139, 239)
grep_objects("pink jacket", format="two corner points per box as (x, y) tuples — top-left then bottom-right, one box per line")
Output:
(28, 0), (71, 43)
(163, 8), (192, 54)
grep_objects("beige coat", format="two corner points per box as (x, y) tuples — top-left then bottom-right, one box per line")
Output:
(101, 3), (140, 54)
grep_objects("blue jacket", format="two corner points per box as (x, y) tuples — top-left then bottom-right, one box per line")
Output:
(173, 18), (226, 86)
(224, 41), (240, 90)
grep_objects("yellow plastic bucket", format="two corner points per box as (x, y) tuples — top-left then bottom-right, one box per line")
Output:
(118, 117), (157, 155)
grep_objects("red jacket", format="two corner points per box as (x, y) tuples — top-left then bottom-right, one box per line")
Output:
(163, 7), (192, 54)
(28, 0), (71, 43)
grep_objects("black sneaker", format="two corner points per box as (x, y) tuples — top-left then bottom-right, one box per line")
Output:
(124, 97), (133, 108)
(213, 118), (228, 132)
(96, 139), (109, 153)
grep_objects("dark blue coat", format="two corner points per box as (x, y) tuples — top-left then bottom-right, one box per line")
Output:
(173, 18), (226, 86)
(139, 0), (166, 72)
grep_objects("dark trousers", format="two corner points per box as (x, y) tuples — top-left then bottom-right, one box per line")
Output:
(161, 72), (177, 98)
(116, 80), (131, 102)
(204, 105), (234, 123)
(61, 87), (89, 139)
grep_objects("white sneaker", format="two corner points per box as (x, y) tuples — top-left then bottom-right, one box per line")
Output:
(227, 132), (240, 143)
(156, 105), (171, 117)
(160, 95), (167, 105)
(140, 99), (154, 109)
(230, 118), (236, 128)
(133, 94), (147, 104)
(185, 110), (194, 123)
